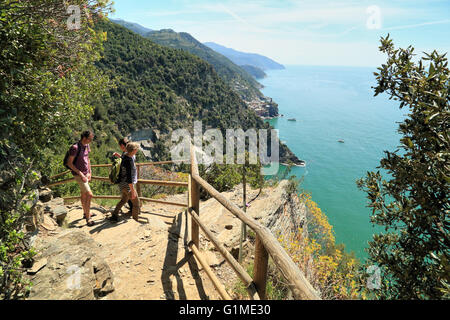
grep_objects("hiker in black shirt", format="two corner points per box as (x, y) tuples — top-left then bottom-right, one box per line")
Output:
(111, 142), (140, 222)
(113, 137), (134, 214)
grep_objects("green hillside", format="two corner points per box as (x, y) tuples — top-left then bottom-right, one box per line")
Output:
(143, 29), (264, 101)
(92, 20), (301, 164)
(241, 65), (267, 79)
(95, 20), (261, 135)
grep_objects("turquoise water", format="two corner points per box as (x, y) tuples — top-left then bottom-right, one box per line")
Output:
(260, 65), (406, 261)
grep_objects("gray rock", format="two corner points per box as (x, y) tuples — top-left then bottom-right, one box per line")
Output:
(32, 201), (45, 224)
(24, 229), (40, 248)
(53, 205), (68, 225)
(24, 201), (45, 232)
(40, 214), (58, 231)
(44, 197), (65, 212)
(26, 229), (115, 300)
(204, 251), (222, 267)
(27, 258), (47, 275)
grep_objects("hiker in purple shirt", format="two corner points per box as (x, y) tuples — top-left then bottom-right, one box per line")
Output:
(67, 131), (95, 226)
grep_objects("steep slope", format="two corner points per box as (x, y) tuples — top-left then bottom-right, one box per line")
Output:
(144, 29), (263, 101)
(93, 19), (303, 165)
(204, 42), (285, 71)
(95, 20), (261, 135)
(110, 20), (279, 118)
(240, 65), (267, 79)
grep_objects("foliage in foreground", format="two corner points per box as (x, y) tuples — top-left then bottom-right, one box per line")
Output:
(357, 36), (449, 299)
(278, 191), (362, 300)
(0, 0), (112, 299)
(230, 176), (363, 300)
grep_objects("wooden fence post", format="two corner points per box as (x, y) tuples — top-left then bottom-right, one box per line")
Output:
(137, 165), (142, 207)
(190, 152), (200, 249)
(239, 164), (247, 263)
(253, 236), (269, 299)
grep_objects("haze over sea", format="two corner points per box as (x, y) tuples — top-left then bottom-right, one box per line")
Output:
(261, 65), (406, 261)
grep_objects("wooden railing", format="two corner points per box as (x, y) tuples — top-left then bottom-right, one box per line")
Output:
(47, 160), (189, 207)
(187, 144), (320, 300)
(46, 149), (320, 300)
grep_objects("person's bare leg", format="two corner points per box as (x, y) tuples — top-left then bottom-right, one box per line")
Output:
(81, 192), (89, 219)
(85, 191), (93, 220)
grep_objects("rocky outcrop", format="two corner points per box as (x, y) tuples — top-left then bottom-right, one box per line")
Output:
(27, 229), (115, 300)
(33, 189), (68, 229)
(24, 201), (44, 232)
(198, 180), (307, 250)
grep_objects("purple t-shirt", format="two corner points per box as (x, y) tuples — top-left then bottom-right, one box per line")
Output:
(69, 142), (91, 176)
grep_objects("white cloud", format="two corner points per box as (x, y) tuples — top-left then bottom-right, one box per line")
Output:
(116, 0), (449, 66)
(382, 19), (450, 31)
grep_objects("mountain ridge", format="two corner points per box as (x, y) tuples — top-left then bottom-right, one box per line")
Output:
(144, 29), (264, 100)
(109, 19), (279, 118)
(109, 18), (153, 36)
(204, 42), (285, 71)
(93, 20), (304, 166)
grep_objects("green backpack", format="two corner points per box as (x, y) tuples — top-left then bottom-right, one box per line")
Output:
(109, 157), (122, 184)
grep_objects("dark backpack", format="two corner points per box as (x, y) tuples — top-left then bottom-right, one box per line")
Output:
(109, 156), (122, 184)
(63, 142), (82, 170)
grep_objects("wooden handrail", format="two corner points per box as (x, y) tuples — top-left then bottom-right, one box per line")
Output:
(90, 164), (112, 168)
(190, 150), (200, 249)
(189, 144), (320, 300)
(188, 208), (260, 300)
(138, 179), (188, 187)
(46, 177), (75, 188)
(63, 195), (121, 201)
(189, 243), (232, 300)
(48, 159), (188, 180)
(62, 195), (187, 207)
(50, 170), (71, 180)
(139, 197), (187, 207)
(136, 159), (189, 166)
(90, 176), (188, 187)
(91, 176), (188, 187)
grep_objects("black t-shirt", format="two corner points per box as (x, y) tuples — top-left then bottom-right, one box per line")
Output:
(119, 155), (137, 184)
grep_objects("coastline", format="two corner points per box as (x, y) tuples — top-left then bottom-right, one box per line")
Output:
(257, 64), (406, 260)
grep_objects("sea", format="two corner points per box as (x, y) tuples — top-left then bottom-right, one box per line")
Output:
(260, 65), (406, 262)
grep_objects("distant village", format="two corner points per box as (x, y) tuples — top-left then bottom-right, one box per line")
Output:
(244, 96), (280, 119)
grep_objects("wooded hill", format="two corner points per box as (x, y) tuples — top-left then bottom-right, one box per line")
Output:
(92, 19), (302, 164)
(143, 28), (265, 102)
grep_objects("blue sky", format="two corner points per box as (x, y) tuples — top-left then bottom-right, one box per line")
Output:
(110, 0), (450, 67)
